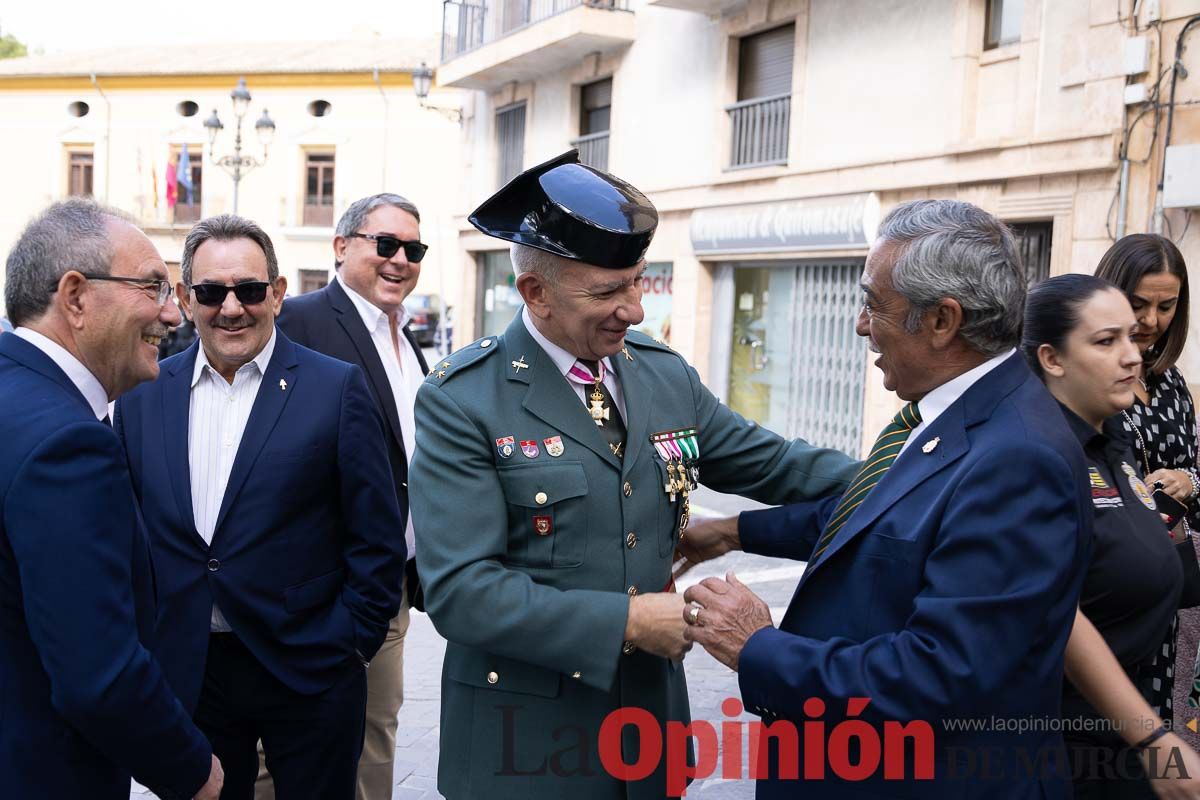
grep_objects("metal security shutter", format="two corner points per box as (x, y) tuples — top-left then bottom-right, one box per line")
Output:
(791, 261), (867, 454)
(1009, 220), (1053, 286)
(496, 102), (526, 186)
(738, 24), (795, 101)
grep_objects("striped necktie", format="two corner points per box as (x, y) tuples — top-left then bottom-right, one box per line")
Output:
(810, 402), (922, 562)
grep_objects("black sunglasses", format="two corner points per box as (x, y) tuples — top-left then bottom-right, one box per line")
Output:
(348, 232), (428, 263)
(189, 281), (271, 307)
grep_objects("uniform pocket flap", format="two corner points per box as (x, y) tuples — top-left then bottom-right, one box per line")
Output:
(445, 646), (562, 698)
(497, 462), (588, 508)
(283, 567), (345, 612)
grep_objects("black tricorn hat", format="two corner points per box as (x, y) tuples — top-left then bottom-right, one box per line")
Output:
(468, 150), (658, 269)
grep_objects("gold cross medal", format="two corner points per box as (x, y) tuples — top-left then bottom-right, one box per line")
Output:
(589, 381), (610, 427)
(650, 428), (702, 500)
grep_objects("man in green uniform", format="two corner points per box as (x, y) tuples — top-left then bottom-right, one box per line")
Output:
(408, 150), (857, 799)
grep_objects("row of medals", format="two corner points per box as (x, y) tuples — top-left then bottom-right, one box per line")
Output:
(590, 380), (696, 540)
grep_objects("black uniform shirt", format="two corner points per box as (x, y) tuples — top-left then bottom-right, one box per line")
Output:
(1064, 404), (1182, 668)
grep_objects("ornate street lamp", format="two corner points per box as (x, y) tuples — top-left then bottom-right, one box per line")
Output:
(412, 62), (461, 123)
(203, 77), (276, 214)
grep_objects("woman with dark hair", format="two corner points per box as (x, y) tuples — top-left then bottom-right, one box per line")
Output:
(1095, 234), (1200, 735)
(1023, 274), (1199, 798)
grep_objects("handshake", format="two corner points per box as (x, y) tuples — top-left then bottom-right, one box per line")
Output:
(622, 516), (774, 671)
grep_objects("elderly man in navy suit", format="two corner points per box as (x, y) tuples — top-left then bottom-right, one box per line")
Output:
(681, 200), (1093, 799)
(0, 199), (222, 800)
(116, 214), (406, 800)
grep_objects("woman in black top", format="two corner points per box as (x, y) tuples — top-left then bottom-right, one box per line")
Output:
(1095, 235), (1200, 734)
(1023, 274), (1196, 798)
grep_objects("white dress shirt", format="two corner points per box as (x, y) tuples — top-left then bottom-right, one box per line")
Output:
(189, 329), (277, 631)
(902, 349), (1016, 454)
(337, 274), (424, 562)
(14, 328), (109, 420)
(521, 306), (628, 422)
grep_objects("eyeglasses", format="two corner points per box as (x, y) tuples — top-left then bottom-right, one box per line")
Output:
(347, 232), (428, 263)
(77, 273), (173, 306)
(188, 281), (271, 307)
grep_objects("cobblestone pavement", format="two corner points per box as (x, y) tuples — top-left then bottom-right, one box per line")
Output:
(133, 489), (801, 799)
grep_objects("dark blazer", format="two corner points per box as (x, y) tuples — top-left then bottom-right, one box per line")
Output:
(115, 331), (406, 713)
(278, 278), (428, 609)
(0, 334), (210, 800)
(735, 354), (1093, 800)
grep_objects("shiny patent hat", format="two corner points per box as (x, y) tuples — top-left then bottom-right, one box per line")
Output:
(468, 150), (657, 269)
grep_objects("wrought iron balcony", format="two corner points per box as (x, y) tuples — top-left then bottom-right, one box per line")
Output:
(726, 92), (791, 169)
(442, 0), (629, 63)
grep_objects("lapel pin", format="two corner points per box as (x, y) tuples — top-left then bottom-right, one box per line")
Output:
(512, 356), (529, 373)
(621, 346), (633, 362)
(279, 379), (287, 391)
(922, 437), (940, 454)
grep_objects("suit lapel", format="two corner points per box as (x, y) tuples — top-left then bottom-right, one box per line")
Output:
(610, 347), (649, 477)
(802, 352), (1030, 580)
(212, 332), (300, 537)
(162, 344), (207, 550)
(0, 333), (95, 416)
(403, 324), (430, 375)
(327, 280), (406, 452)
(502, 315), (621, 470)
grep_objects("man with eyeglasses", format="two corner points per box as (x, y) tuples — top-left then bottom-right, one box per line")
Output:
(0, 199), (223, 799)
(114, 214), (406, 800)
(254, 193), (430, 800)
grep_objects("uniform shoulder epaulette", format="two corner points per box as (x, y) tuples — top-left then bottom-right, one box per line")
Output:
(424, 335), (503, 384)
(623, 330), (674, 354)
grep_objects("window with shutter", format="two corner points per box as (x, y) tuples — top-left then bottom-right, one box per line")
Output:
(496, 102), (527, 186)
(738, 24), (794, 101)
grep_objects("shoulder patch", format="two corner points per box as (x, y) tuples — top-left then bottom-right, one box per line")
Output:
(623, 330), (673, 353)
(425, 336), (503, 384)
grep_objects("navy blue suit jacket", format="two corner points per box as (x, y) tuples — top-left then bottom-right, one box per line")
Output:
(736, 354), (1092, 799)
(115, 331), (406, 713)
(0, 333), (210, 800)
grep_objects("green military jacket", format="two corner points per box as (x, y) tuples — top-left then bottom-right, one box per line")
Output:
(410, 312), (857, 799)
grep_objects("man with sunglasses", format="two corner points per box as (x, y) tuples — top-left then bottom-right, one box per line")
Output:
(0, 199), (222, 800)
(262, 193), (429, 800)
(114, 214), (406, 800)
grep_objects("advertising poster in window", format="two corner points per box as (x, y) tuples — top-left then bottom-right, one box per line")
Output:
(635, 262), (673, 343)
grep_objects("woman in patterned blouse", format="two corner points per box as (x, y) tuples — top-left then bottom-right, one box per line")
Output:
(1095, 233), (1200, 740)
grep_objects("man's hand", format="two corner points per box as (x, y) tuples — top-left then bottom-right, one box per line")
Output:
(682, 572), (772, 671)
(625, 592), (693, 661)
(193, 754), (224, 800)
(674, 515), (741, 580)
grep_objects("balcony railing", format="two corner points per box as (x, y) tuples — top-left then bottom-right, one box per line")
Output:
(726, 92), (791, 169)
(442, 0), (629, 62)
(570, 131), (609, 171)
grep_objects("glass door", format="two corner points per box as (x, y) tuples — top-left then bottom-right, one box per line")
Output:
(478, 251), (525, 337)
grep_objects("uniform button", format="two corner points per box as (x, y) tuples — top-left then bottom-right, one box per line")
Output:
(623, 481), (632, 497)
(626, 532), (638, 549)
(207, 559), (220, 572)
(487, 671), (499, 684)
(480, 339), (492, 348)
(622, 641), (636, 655)
(571, 671), (582, 680)
(534, 491), (548, 505)
(627, 585), (638, 596)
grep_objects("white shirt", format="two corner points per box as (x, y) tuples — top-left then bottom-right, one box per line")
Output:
(189, 328), (277, 631)
(337, 274), (424, 562)
(14, 327), (108, 420)
(521, 306), (628, 422)
(902, 349), (1016, 454)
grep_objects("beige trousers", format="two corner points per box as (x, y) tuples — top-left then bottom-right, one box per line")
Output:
(255, 585), (411, 800)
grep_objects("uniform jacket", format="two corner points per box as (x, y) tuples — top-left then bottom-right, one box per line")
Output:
(409, 313), (860, 800)
(736, 353), (1093, 800)
(277, 278), (428, 609)
(114, 331), (406, 713)
(0, 333), (210, 800)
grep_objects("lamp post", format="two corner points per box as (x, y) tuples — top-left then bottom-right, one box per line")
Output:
(203, 77), (276, 214)
(412, 62), (462, 123)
